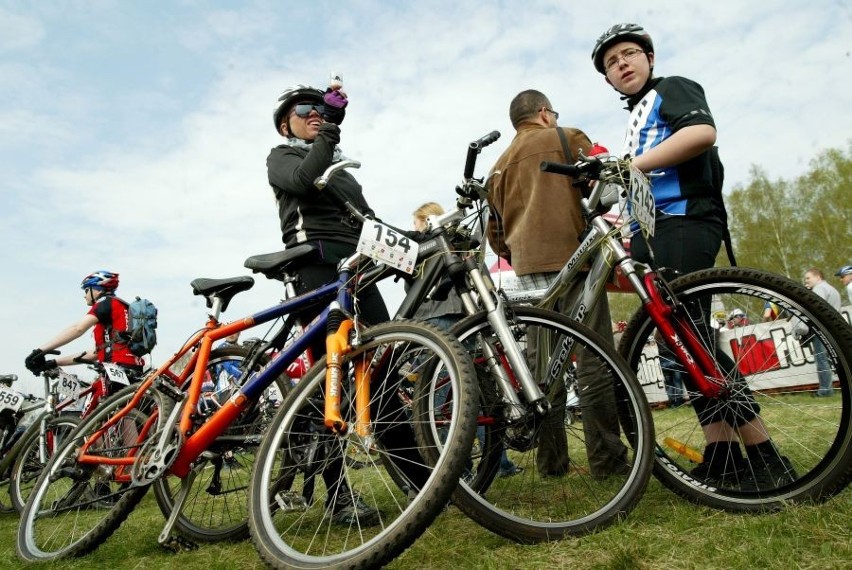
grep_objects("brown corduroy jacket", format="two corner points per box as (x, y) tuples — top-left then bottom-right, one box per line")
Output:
(486, 123), (593, 276)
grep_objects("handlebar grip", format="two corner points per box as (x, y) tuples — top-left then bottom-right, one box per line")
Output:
(540, 161), (581, 177)
(463, 130), (501, 180)
(472, 130), (501, 149)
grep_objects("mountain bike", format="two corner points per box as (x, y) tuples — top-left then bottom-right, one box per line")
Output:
(5, 362), (135, 513)
(521, 150), (852, 511)
(0, 374), (41, 513)
(319, 133), (655, 542)
(17, 162), (479, 570)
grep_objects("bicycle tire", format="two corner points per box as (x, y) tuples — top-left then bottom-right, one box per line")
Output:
(619, 266), (852, 511)
(152, 345), (289, 542)
(436, 306), (653, 542)
(17, 383), (164, 561)
(10, 413), (81, 513)
(248, 320), (478, 569)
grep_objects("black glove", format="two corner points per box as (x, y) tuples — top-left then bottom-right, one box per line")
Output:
(317, 122), (341, 146)
(24, 348), (45, 373)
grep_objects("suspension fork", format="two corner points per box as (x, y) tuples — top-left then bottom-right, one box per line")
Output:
(465, 260), (549, 416)
(641, 272), (727, 398)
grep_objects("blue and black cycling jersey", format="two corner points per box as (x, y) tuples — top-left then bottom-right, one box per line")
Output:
(621, 76), (726, 223)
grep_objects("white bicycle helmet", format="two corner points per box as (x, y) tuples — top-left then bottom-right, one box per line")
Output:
(592, 23), (654, 74)
(272, 84), (324, 133)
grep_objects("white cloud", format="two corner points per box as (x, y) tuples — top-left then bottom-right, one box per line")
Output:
(0, 8), (44, 52)
(2, 0), (851, 393)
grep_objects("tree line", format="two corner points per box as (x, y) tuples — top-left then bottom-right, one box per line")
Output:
(724, 142), (851, 281)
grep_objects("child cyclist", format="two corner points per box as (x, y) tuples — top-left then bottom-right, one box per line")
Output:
(592, 23), (795, 489)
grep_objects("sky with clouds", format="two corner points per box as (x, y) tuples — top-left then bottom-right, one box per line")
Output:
(2, 0), (850, 393)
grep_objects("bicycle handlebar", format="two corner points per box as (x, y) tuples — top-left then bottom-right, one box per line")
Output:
(540, 161), (582, 177)
(464, 130), (501, 180)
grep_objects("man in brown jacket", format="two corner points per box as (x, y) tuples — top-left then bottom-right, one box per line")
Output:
(487, 89), (627, 477)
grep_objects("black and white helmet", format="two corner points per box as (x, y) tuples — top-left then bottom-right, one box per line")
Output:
(272, 84), (324, 133)
(592, 23), (654, 74)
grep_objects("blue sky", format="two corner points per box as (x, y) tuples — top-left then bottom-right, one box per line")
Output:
(2, 0), (850, 393)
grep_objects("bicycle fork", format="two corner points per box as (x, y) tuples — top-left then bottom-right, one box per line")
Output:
(641, 272), (727, 399)
(466, 261), (550, 417)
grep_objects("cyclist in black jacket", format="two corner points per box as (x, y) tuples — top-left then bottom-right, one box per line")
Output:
(268, 83), (389, 329)
(266, 82), (393, 526)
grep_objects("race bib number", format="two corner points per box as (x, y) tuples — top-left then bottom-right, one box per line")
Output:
(103, 363), (130, 386)
(54, 371), (84, 402)
(357, 221), (418, 274)
(628, 165), (655, 237)
(0, 386), (23, 412)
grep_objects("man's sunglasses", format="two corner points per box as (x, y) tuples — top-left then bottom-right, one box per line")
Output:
(291, 103), (326, 118)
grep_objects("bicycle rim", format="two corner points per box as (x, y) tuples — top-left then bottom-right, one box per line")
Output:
(17, 384), (161, 561)
(444, 306), (654, 542)
(152, 345), (287, 542)
(248, 321), (477, 569)
(620, 267), (852, 510)
(10, 414), (81, 513)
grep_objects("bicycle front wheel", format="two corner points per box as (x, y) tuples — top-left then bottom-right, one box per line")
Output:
(17, 384), (162, 562)
(152, 345), (289, 543)
(248, 320), (478, 569)
(620, 267), (852, 511)
(443, 306), (654, 542)
(10, 413), (81, 513)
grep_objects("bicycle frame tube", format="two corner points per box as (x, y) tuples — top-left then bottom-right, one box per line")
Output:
(76, 272), (349, 479)
(536, 198), (726, 398)
(170, 273), (354, 478)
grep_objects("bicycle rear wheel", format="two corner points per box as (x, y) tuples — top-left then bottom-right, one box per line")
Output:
(620, 267), (852, 511)
(152, 345), (289, 542)
(17, 383), (162, 561)
(10, 413), (81, 512)
(248, 320), (477, 569)
(440, 306), (654, 542)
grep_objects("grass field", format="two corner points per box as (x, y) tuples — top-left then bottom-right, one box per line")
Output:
(1, 475), (848, 570)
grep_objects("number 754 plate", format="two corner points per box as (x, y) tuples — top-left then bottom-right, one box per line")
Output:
(357, 221), (419, 274)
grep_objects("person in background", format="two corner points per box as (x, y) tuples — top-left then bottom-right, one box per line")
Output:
(412, 202), (522, 477)
(726, 308), (749, 328)
(487, 89), (628, 478)
(835, 265), (852, 305)
(803, 268), (841, 397)
(25, 271), (143, 392)
(411, 202), (467, 330)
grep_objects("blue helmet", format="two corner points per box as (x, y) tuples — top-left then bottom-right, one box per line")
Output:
(836, 265), (852, 277)
(81, 270), (119, 291)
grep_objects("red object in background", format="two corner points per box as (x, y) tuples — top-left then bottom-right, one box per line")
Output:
(588, 143), (609, 157)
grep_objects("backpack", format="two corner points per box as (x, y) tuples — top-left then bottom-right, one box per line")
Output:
(124, 297), (158, 356)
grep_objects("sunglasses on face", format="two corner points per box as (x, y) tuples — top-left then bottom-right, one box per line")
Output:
(291, 103), (326, 118)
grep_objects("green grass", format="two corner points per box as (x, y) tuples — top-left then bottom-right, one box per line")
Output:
(1, 479), (848, 569)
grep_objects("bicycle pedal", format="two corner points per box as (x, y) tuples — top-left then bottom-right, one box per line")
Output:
(274, 491), (309, 512)
(51, 466), (85, 482)
(159, 535), (198, 553)
(153, 377), (185, 402)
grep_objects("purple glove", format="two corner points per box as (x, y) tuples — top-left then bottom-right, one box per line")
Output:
(323, 88), (348, 109)
(322, 89), (347, 125)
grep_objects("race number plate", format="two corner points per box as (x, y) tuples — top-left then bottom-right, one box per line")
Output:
(0, 386), (24, 412)
(357, 221), (418, 274)
(628, 165), (655, 237)
(103, 363), (130, 386)
(54, 371), (84, 401)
